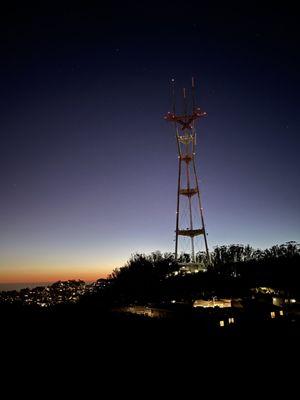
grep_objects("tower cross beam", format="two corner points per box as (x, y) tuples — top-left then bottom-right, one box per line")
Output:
(164, 109), (207, 130)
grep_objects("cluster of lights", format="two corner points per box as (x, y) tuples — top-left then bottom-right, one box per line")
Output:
(219, 317), (235, 328)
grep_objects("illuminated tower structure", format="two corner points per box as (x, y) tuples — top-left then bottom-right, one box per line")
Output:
(164, 78), (210, 270)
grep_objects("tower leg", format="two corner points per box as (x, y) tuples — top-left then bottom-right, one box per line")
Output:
(175, 157), (181, 260)
(192, 158), (210, 264)
(186, 152), (195, 262)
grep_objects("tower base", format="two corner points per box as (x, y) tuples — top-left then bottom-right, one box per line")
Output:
(178, 262), (207, 274)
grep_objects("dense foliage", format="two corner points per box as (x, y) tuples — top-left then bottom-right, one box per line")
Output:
(84, 242), (300, 306)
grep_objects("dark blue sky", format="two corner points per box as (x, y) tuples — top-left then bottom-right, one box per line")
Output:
(0, 2), (299, 283)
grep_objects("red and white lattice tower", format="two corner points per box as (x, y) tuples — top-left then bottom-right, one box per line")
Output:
(164, 78), (210, 270)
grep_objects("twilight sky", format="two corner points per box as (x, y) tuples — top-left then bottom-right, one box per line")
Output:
(0, 2), (299, 285)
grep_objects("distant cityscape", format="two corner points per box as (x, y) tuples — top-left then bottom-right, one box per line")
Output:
(0, 279), (108, 308)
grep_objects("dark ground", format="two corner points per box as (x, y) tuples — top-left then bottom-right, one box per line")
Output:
(2, 303), (300, 340)
(1, 303), (299, 390)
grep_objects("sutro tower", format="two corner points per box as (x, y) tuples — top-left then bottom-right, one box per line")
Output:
(164, 77), (209, 269)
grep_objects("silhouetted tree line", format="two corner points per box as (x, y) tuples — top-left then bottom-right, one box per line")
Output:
(210, 241), (300, 294)
(81, 241), (300, 307)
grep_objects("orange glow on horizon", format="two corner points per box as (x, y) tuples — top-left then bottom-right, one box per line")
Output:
(0, 256), (126, 285)
(0, 271), (109, 284)
(0, 265), (115, 284)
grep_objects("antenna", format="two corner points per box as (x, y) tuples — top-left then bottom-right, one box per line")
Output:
(191, 77), (196, 111)
(171, 78), (176, 114)
(183, 87), (187, 116)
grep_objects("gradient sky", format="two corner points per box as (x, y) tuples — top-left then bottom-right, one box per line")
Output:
(1, 2), (299, 285)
